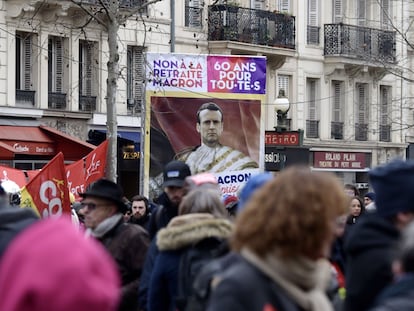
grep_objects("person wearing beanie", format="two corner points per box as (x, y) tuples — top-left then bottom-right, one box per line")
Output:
(344, 159), (414, 311)
(238, 172), (273, 212)
(364, 192), (376, 211)
(0, 218), (120, 311)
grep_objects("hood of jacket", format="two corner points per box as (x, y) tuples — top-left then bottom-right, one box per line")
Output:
(344, 212), (400, 256)
(156, 213), (233, 251)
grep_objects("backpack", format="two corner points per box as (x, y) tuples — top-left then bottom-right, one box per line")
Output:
(175, 237), (229, 311)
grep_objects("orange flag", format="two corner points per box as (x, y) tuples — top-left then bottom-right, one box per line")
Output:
(66, 140), (108, 201)
(21, 152), (70, 218)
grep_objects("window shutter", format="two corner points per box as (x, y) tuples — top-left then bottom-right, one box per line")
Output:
(277, 75), (290, 99)
(278, 0), (290, 13)
(381, 0), (391, 29)
(357, 83), (368, 123)
(187, 0), (202, 28)
(254, 0), (264, 10)
(308, 0), (318, 26)
(380, 86), (390, 125)
(133, 47), (144, 102)
(23, 35), (32, 90)
(308, 79), (317, 120)
(55, 38), (63, 93)
(333, 0), (342, 23)
(332, 81), (343, 122)
(85, 42), (93, 96)
(357, 0), (366, 26)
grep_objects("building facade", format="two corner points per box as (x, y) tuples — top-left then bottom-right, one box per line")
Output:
(0, 0), (411, 194)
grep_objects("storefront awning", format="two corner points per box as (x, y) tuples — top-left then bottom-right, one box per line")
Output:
(0, 125), (95, 161)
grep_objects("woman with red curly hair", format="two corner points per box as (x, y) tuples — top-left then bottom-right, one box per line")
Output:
(207, 166), (348, 311)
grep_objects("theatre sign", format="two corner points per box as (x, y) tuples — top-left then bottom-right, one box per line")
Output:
(313, 152), (367, 170)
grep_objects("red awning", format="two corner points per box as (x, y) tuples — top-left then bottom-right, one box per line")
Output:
(0, 125), (95, 161)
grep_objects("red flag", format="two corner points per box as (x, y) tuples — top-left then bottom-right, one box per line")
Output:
(21, 152), (70, 218)
(0, 165), (28, 188)
(66, 140), (108, 201)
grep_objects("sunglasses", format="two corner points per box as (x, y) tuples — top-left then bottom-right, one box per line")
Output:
(80, 202), (112, 211)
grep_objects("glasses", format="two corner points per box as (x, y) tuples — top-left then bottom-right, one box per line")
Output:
(80, 202), (112, 211)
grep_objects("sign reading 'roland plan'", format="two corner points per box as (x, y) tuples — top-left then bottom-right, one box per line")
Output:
(313, 152), (366, 170)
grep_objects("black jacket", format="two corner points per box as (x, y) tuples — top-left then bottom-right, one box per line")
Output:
(369, 274), (414, 311)
(148, 192), (178, 240)
(344, 212), (400, 311)
(0, 207), (39, 258)
(207, 256), (304, 311)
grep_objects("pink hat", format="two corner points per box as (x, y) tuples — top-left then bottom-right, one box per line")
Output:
(0, 217), (120, 311)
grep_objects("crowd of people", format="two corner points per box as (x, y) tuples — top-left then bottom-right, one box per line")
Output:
(1, 159), (414, 311)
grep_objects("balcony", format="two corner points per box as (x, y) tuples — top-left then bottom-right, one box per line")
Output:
(331, 121), (343, 140)
(127, 99), (142, 115)
(306, 120), (319, 138)
(208, 5), (295, 66)
(16, 90), (35, 107)
(355, 123), (368, 141)
(79, 96), (96, 112)
(48, 92), (67, 110)
(379, 124), (391, 142)
(324, 24), (396, 64)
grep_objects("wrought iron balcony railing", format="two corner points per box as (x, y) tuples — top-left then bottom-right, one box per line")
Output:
(306, 120), (319, 138)
(16, 89), (35, 106)
(127, 98), (142, 114)
(379, 124), (391, 142)
(324, 24), (396, 63)
(79, 95), (96, 112)
(331, 121), (343, 140)
(208, 5), (295, 49)
(307, 25), (320, 45)
(48, 92), (67, 110)
(355, 123), (368, 141)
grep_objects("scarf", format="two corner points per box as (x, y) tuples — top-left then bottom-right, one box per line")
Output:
(241, 248), (333, 311)
(85, 213), (123, 239)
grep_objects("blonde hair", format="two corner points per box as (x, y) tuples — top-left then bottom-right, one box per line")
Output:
(232, 166), (348, 258)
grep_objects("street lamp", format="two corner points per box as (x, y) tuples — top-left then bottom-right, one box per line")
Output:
(273, 89), (290, 132)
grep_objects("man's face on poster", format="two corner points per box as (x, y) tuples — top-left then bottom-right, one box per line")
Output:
(196, 109), (223, 147)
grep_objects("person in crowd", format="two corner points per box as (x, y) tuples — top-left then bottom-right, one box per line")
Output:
(148, 187), (233, 311)
(148, 160), (191, 239)
(207, 166), (348, 311)
(177, 102), (258, 174)
(129, 195), (151, 231)
(138, 160), (191, 311)
(369, 221), (414, 311)
(237, 172), (273, 213)
(0, 184), (39, 258)
(344, 183), (360, 197)
(80, 179), (150, 311)
(223, 194), (239, 218)
(344, 159), (414, 311)
(0, 217), (120, 311)
(364, 192), (376, 211)
(346, 196), (365, 225)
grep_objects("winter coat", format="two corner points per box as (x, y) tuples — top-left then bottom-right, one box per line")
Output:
(98, 217), (150, 311)
(148, 192), (178, 240)
(129, 212), (151, 232)
(0, 207), (39, 258)
(206, 256), (305, 311)
(148, 213), (233, 311)
(344, 212), (400, 311)
(369, 274), (414, 311)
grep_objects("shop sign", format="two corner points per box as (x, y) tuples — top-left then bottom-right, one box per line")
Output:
(265, 131), (301, 146)
(5, 141), (55, 155)
(313, 152), (366, 170)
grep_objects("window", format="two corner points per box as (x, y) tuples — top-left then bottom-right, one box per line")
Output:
(332, 0), (343, 23)
(16, 31), (36, 106)
(306, 78), (319, 138)
(331, 81), (344, 139)
(127, 46), (144, 114)
(357, 0), (367, 26)
(277, 0), (290, 13)
(307, 0), (319, 45)
(48, 36), (66, 109)
(277, 75), (290, 100)
(185, 0), (202, 28)
(79, 40), (97, 111)
(252, 0), (264, 10)
(355, 83), (369, 141)
(379, 85), (391, 141)
(380, 0), (391, 29)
